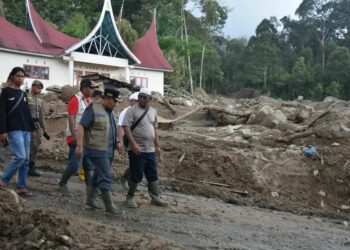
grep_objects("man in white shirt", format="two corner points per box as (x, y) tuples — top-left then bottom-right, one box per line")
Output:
(117, 92), (138, 190)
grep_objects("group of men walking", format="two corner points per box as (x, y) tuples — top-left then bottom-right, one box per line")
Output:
(0, 66), (168, 214)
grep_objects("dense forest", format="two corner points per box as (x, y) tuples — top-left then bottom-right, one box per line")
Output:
(1, 0), (350, 100)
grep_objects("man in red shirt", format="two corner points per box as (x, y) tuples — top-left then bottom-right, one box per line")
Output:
(58, 79), (95, 193)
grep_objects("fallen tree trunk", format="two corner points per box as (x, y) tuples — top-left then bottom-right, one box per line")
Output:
(161, 97), (177, 115)
(307, 111), (330, 128)
(158, 105), (252, 124)
(277, 130), (315, 143)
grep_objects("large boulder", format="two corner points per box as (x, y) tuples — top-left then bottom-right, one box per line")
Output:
(277, 122), (305, 133)
(257, 95), (281, 106)
(247, 105), (275, 125)
(60, 85), (79, 103)
(314, 121), (350, 139)
(323, 96), (342, 102)
(46, 85), (62, 94)
(295, 110), (310, 123)
(261, 110), (287, 129)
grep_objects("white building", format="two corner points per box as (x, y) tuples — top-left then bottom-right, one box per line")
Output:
(0, 0), (172, 95)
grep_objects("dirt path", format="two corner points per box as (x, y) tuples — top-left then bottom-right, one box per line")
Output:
(22, 171), (350, 250)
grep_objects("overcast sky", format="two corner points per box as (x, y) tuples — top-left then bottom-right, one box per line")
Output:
(221, 0), (303, 38)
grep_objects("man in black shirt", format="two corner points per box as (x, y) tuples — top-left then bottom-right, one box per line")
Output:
(0, 67), (36, 197)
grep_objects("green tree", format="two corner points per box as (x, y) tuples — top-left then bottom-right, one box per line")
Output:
(324, 81), (341, 97)
(291, 57), (312, 98)
(116, 19), (138, 50)
(62, 14), (88, 38)
(325, 46), (350, 97)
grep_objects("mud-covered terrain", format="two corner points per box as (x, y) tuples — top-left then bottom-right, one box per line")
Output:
(1, 90), (350, 249)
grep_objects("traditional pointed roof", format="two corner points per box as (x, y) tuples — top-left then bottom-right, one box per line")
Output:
(26, 0), (79, 49)
(0, 16), (67, 56)
(66, 0), (140, 65)
(0, 0), (78, 57)
(133, 10), (173, 72)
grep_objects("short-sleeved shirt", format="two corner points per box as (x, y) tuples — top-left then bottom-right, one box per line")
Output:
(122, 104), (158, 153)
(66, 95), (91, 144)
(79, 104), (116, 158)
(117, 106), (130, 126)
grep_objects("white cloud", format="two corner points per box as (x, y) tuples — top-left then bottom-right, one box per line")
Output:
(222, 0), (303, 38)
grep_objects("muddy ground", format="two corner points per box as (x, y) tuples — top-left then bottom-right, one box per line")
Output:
(1, 93), (350, 249)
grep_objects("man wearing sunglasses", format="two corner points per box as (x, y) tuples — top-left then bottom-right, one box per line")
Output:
(123, 87), (168, 208)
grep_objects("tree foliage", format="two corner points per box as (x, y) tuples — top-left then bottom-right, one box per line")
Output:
(3, 0), (350, 100)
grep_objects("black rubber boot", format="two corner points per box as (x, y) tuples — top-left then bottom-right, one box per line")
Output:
(126, 180), (138, 208)
(85, 185), (103, 209)
(58, 168), (73, 193)
(148, 181), (169, 207)
(101, 190), (122, 214)
(28, 161), (41, 177)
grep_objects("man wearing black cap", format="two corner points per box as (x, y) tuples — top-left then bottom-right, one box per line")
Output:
(75, 88), (122, 214)
(27, 80), (46, 176)
(58, 78), (95, 193)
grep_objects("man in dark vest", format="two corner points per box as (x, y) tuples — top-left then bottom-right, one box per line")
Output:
(75, 87), (122, 214)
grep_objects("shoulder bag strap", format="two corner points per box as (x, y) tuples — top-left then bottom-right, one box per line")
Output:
(130, 106), (150, 131)
(6, 91), (24, 117)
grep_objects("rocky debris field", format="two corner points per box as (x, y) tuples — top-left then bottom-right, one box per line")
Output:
(1, 87), (350, 249)
(0, 188), (183, 250)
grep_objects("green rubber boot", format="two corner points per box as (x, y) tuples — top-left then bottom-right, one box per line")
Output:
(85, 185), (103, 209)
(58, 168), (73, 193)
(101, 190), (122, 215)
(121, 168), (130, 191)
(148, 181), (169, 207)
(126, 180), (138, 208)
(84, 170), (94, 187)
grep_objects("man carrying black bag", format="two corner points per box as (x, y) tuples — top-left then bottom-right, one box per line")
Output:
(122, 88), (168, 208)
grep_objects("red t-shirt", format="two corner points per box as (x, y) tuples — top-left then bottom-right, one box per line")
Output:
(66, 95), (91, 144)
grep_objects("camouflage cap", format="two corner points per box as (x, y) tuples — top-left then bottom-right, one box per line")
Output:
(32, 80), (44, 89)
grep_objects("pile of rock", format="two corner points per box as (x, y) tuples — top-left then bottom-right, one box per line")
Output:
(0, 189), (78, 249)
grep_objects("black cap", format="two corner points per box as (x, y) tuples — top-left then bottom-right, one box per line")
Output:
(80, 78), (94, 88)
(103, 88), (120, 101)
(92, 89), (103, 97)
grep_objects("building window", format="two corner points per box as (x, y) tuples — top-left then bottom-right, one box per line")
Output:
(23, 64), (49, 80)
(130, 76), (148, 88)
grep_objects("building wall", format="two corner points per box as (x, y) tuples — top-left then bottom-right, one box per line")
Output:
(0, 51), (166, 95)
(0, 51), (69, 89)
(73, 62), (126, 86)
(130, 68), (164, 95)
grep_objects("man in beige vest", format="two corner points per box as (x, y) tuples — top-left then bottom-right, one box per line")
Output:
(75, 88), (123, 214)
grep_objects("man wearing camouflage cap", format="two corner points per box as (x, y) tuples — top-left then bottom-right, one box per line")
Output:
(27, 80), (46, 176)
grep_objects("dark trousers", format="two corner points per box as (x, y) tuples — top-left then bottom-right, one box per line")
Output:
(128, 151), (158, 184)
(66, 143), (94, 173)
(90, 157), (113, 190)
